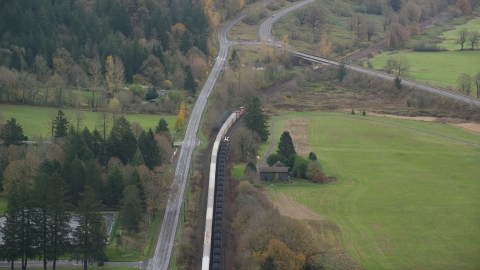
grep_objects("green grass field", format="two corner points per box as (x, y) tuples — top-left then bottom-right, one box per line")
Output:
(266, 114), (480, 269)
(0, 105), (176, 139)
(439, 17), (480, 50)
(369, 17), (480, 88)
(369, 50), (480, 88)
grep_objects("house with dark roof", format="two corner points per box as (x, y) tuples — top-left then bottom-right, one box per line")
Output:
(259, 161), (290, 182)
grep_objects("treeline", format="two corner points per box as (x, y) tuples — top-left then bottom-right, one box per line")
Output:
(0, 112), (173, 268)
(0, 0), (261, 109)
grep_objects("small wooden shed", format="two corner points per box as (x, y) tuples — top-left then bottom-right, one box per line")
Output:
(259, 161), (289, 182)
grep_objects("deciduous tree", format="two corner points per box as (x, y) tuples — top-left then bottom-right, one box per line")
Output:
(456, 29), (469, 51)
(457, 73), (472, 95)
(467, 31), (479, 50)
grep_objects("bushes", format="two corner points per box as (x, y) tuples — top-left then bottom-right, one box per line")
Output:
(412, 43), (447, 52)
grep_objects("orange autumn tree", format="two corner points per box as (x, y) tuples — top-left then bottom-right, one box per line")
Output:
(175, 101), (186, 131)
(105, 55), (114, 94)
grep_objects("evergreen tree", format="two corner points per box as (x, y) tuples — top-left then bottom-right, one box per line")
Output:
(131, 148), (145, 167)
(244, 97), (269, 142)
(262, 256), (278, 270)
(0, 118), (27, 146)
(106, 116), (137, 164)
(53, 110), (69, 138)
(64, 156), (87, 206)
(308, 152), (317, 161)
(32, 169), (71, 270)
(84, 159), (104, 201)
(129, 169), (146, 211)
(120, 185), (143, 234)
(155, 118), (169, 133)
(244, 161), (257, 175)
(105, 166), (125, 207)
(183, 65), (197, 96)
(90, 128), (105, 160)
(62, 129), (93, 163)
(390, 0), (403, 11)
(0, 162), (3, 192)
(72, 187), (108, 270)
(277, 131), (296, 159)
(137, 129), (161, 170)
(0, 182), (22, 270)
(336, 63), (347, 82)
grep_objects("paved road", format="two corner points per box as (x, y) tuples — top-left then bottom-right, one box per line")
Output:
(257, 3), (480, 108)
(146, 1), (274, 269)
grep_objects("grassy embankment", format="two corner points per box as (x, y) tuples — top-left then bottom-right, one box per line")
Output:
(370, 17), (480, 89)
(26, 266), (137, 270)
(265, 112), (480, 269)
(0, 104), (176, 139)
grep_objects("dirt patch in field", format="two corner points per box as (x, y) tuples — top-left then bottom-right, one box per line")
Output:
(267, 192), (326, 221)
(281, 118), (312, 156)
(368, 112), (437, 122)
(453, 123), (480, 134)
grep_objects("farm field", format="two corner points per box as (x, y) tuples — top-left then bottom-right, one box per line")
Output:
(369, 50), (479, 88)
(439, 17), (480, 50)
(370, 17), (480, 89)
(266, 114), (480, 269)
(0, 105), (176, 139)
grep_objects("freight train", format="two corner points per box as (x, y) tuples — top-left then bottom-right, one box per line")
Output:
(202, 107), (245, 270)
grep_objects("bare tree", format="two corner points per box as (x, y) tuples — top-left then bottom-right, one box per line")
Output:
(456, 29), (469, 51)
(75, 110), (85, 131)
(233, 127), (258, 162)
(113, 57), (125, 93)
(295, 9), (308, 26)
(141, 55), (165, 88)
(388, 23), (410, 47)
(96, 107), (111, 140)
(348, 16), (356, 31)
(88, 58), (103, 88)
(32, 55), (50, 82)
(51, 73), (66, 105)
(307, 5), (327, 32)
(457, 73), (472, 95)
(467, 31), (479, 50)
(365, 20), (378, 41)
(382, 5), (394, 31)
(393, 56), (411, 76)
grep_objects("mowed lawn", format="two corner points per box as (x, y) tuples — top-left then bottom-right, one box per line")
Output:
(267, 116), (480, 269)
(0, 105), (176, 139)
(369, 50), (480, 88)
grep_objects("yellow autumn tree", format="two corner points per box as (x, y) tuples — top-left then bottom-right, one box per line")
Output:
(105, 55), (114, 94)
(171, 23), (186, 36)
(318, 24), (332, 56)
(238, 0), (245, 10)
(175, 101), (186, 131)
(203, 0), (220, 29)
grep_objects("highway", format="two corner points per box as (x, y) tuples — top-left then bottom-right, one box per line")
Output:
(146, 1), (273, 269)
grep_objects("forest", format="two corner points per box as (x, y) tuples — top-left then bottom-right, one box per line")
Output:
(0, 0), (261, 108)
(0, 111), (173, 269)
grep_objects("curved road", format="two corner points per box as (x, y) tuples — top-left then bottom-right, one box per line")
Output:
(257, 4), (480, 108)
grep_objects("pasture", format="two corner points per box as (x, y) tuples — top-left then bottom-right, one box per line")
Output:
(0, 105), (176, 139)
(369, 50), (480, 88)
(266, 114), (480, 269)
(439, 17), (480, 50)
